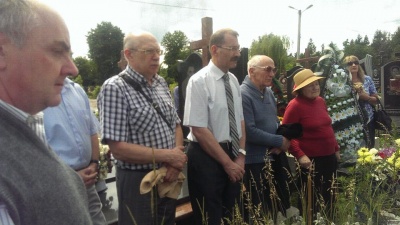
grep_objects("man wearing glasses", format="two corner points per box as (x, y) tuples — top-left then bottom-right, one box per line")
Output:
(183, 28), (246, 225)
(240, 55), (293, 223)
(97, 32), (187, 225)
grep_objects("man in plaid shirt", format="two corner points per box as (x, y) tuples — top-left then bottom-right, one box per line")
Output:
(97, 32), (187, 225)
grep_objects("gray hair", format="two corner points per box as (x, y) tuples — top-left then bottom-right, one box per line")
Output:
(247, 55), (264, 74)
(209, 28), (239, 48)
(123, 31), (155, 50)
(0, 0), (44, 47)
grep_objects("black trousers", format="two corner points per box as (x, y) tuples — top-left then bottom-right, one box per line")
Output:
(243, 152), (291, 222)
(187, 142), (242, 225)
(116, 167), (176, 225)
(298, 153), (338, 219)
(366, 120), (375, 148)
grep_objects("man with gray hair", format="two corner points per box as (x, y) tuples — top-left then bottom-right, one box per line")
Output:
(240, 55), (292, 223)
(0, 0), (92, 224)
(97, 32), (187, 225)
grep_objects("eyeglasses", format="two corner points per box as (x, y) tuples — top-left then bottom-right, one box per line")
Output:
(253, 65), (277, 73)
(216, 45), (241, 52)
(347, 61), (360, 66)
(130, 48), (163, 55)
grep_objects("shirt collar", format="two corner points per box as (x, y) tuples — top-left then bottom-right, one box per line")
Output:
(208, 60), (228, 81)
(62, 77), (74, 94)
(0, 99), (36, 123)
(125, 66), (161, 87)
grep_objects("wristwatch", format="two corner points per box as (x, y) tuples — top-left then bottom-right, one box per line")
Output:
(238, 148), (246, 156)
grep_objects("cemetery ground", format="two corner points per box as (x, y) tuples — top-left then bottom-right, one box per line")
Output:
(91, 99), (400, 224)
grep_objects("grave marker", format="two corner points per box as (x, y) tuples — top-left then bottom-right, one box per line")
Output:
(381, 60), (400, 116)
(190, 17), (212, 67)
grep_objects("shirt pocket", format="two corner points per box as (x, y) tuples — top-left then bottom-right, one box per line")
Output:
(129, 104), (157, 134)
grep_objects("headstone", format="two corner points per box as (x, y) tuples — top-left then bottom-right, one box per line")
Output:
(177, 53), (202, 138)
(360, 54), (381, 93)
(381, 60), (400, 116)
(230, 48), (248, 84)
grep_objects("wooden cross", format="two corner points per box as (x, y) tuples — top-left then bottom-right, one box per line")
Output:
(296, 48), (319, 69)
(190, 17), (212, 67)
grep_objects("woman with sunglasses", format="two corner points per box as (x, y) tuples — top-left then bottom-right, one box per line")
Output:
(343, 55), (379, 148)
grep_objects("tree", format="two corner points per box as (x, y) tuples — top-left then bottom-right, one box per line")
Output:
(87, 22), (124, 85)
(307, 38), (317, 55)
(343, 35), (373, 61)
(161, 30), (190, 84)
(249, 33), (292, 106)
(370, 30), (392, 65)
(390, 27), (400, 60)
(73, 56), (98, 89)
(249, 33), (293, 73)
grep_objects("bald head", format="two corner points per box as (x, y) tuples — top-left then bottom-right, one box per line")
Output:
(124, 32), (157, 50)
(123, 32), (161, 79)
(0, 0), (77, 115)
(0, 0), (64, 48)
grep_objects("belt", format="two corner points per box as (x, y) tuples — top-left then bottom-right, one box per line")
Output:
(189, 141), (234, 159)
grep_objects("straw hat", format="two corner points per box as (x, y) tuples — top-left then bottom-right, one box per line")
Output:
(292, 69), (324, 94)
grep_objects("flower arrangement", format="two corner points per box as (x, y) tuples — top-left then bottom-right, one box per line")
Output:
(315, 47), (365, 162)
(329, 137), (400, 224)
(356, 138), (400, 182)
(98, 140), (113, 181)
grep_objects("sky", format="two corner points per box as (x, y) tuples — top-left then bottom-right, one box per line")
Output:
(40, 0), (400, 58)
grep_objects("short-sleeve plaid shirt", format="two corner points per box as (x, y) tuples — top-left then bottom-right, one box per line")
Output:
(97, 67), (180, 170)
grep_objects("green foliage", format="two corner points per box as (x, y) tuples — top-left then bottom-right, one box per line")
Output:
(161, 30), (190, 84)
(249, 33), (292, 74)
(306, 38), (317, 55)
(343, 34), (374, 61)
(390, 27), (400, 59)
(87, 21), (124, 85)
(71, 75), (83, 86)
(73, 56), (98, 88)
(87, 85), (101, 99)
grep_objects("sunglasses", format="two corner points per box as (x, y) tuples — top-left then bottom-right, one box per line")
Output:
(253, 66), (277, 73)
(347, 61), (360, 66)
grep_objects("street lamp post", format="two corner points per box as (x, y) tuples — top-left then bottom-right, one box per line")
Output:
(289, 4), (313, 62)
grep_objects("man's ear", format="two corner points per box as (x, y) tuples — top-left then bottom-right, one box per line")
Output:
(0, 33), (8, 70)
(209, 45), (218, 55)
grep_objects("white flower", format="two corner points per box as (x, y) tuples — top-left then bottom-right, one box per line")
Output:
(369, 148), (378, 155)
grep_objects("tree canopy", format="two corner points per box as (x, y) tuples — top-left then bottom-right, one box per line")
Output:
(74, 21), (400, 100)
(86, 21), (124, 85)
(161, 30), (190, 84)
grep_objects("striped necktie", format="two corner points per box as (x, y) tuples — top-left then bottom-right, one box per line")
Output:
(223, 73), (239, 157)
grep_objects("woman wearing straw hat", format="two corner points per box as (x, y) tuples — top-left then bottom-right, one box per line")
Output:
(282, 69), (340, 220)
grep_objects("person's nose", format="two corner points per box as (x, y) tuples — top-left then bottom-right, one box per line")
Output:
(63, 58), (79, 77)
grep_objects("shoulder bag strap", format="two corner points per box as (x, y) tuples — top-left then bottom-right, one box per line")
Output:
(375, 97), (384, 110)
(352, 89), (371, 147)
(119, 74), (173, 132)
